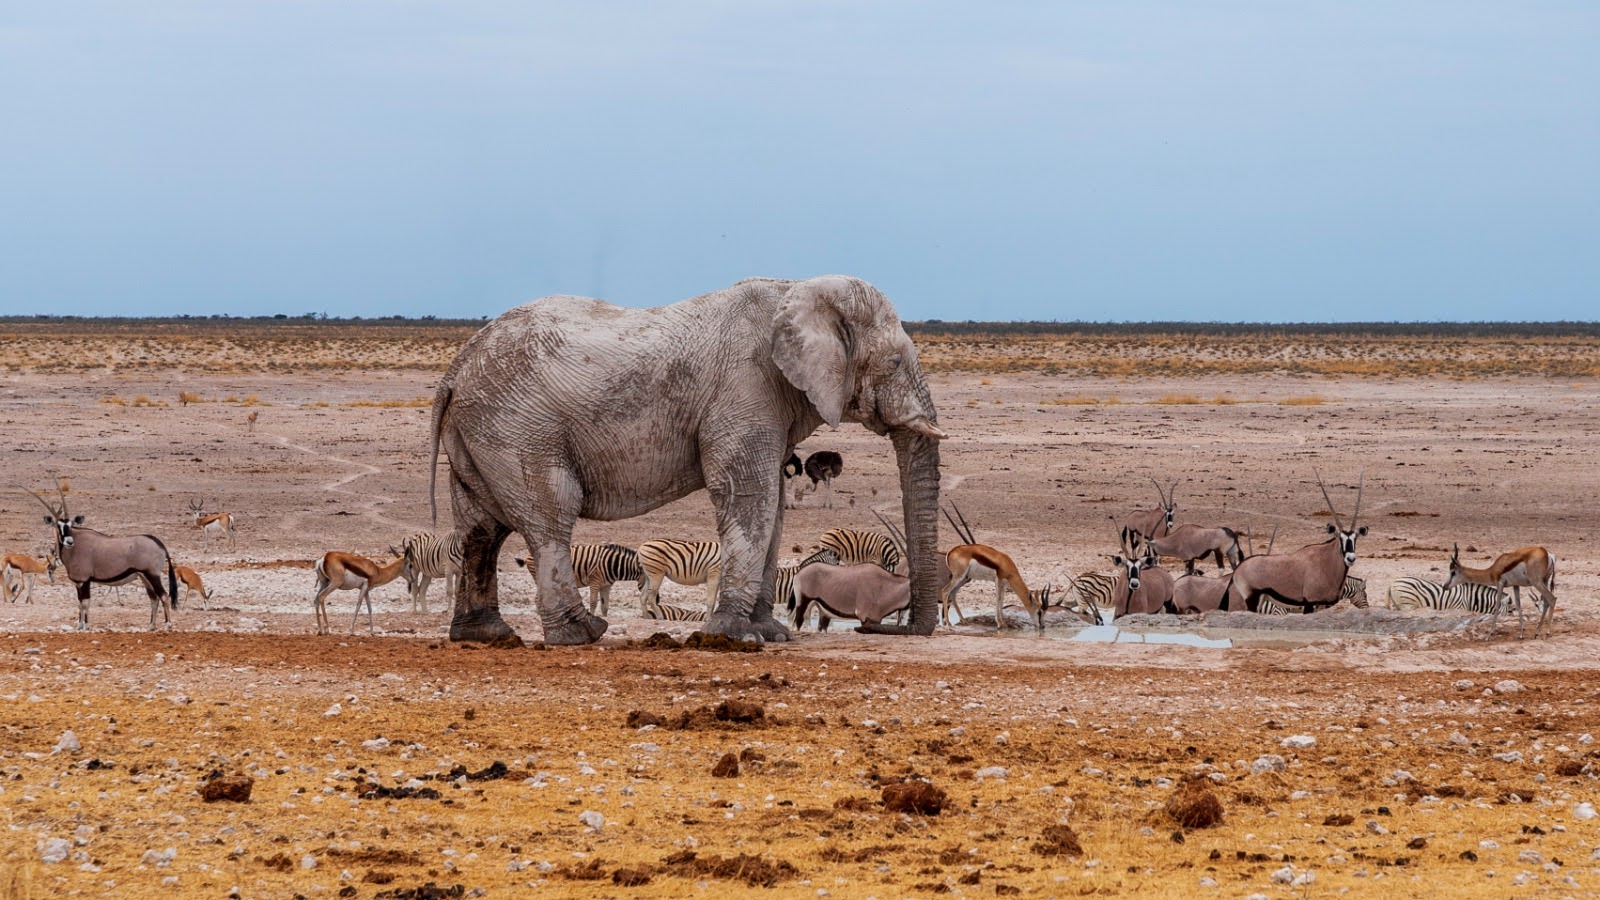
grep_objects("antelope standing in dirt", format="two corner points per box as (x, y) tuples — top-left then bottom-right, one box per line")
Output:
(1, 550), (58, 604)
(1140, 524), (1242, 575)
(1121, 478), (1177, 544)
(21, 478), (179, 631)
(1225, 471), (1366, 613)
(930, 502), (1045, 630)
(1447, 544), (1558, 639)
(312, 550), (411, 636)
(188, 497), (237, 550)
(173, 564), (216, 609)
(1110, 536), (1175, 619)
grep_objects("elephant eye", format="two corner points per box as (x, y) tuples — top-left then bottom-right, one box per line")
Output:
(885, 354), (903, 372)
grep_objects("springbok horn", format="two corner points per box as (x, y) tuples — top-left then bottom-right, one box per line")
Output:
(1313, 469), (1344, 531)
(951, 498), (978, 546)
(1351, 468), (1365, 529)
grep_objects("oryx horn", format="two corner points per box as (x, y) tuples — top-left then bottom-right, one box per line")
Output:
(1313, 469), (1344, 531)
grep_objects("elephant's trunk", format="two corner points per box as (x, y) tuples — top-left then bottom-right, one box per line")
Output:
(859, 427), (942, 635)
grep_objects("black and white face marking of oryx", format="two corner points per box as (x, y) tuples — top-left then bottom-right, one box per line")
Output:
(21, 477), (179, 631)
(1225, 471), (1367, 613)
(795, 451), (844, 508)
(1110, 536), (1175, 619)
(401, 531), (463, 614)
(637, 539), (722, 618)
(517, 543), (646, 617)
(1120, 478), (1177, 545)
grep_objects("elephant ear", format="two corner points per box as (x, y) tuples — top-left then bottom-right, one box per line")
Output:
(773, 277), (876, 427)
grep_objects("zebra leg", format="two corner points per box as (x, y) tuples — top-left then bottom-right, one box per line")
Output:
(640, 572), (666, 618)
(700, 441), (790, 642)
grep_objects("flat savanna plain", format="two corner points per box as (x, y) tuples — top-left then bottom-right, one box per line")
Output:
(1, 322), (1598, 899)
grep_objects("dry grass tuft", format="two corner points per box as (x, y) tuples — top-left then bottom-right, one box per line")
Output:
(131, 394), (168, 408)
(1153, 394), (1203, 405)
(1279, 395), (1327, 406)
(177, 390), (206, 406)
(98, 394), (127, 406)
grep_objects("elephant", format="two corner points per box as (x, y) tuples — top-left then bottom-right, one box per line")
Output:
(428, 275), (947, 645)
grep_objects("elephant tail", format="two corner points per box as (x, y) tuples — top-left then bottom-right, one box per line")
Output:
(429, 381), (453, 527)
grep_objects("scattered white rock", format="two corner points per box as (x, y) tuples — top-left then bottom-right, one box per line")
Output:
(361, 738), (390, 752)
(1292, 872), (1315, 887)
(38, 838), (71, 864)
(1574, 802), (1596, 821)
(52, 731), (82, 755)
(301, 855), (317, 870)
(1281, 735), (1316, 750)
(1251, 755), (1286, 775)
(324, 703), (342, 718)
(1270, 866), (1295, 884)
(994, 731), (1010, 746)
(1479, 839), (1500, 850)
(1198, 877), (1217, 888)
(1366, 820), (1388, 836)
(974, 766), (1008, 781)
(1448, 731), (1470, 746)
(1493, 680), (1523, 694)
(579, 810), (604, 831)
(141, 847), (177, 868)
(1493, 751), (1524, 764)
(948, 726), (967, 739)
(1452, 679), (1475, 690)
(1516, 849), (1543, 865)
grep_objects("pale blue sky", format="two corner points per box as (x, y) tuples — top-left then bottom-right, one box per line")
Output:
(2, 2), (1595, 321)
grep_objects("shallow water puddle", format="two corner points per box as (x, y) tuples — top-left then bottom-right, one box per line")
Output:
(1066, 625), (1233, 648)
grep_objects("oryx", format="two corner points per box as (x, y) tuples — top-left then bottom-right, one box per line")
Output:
(1140, 524), (1243, 575)
(1120, 477), (1177, 545)
(1225, 471), (1366, 613)
(20, 477), (179, 631)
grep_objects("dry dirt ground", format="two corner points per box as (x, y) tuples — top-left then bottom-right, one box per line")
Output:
(1, 328), (1598, 898)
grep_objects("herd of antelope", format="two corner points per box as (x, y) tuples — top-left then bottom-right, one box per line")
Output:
(4, 461), (1561, 641)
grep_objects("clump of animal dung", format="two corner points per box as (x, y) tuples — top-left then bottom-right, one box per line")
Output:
(1165, 775), (1225, 828)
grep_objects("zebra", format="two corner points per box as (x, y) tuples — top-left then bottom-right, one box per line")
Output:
(1066, 571), (1120, 624)
(400, 531), (462, 614)
(643, 603), (708, 623)
(818, 528), (901, 573)
(637, 540), (722, 617)
(512, 543), (645, 617)
(1385, 577), (1509, 616)
(1257, 575), (1370, 615)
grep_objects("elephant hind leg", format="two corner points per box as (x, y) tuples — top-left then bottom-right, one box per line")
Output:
(448, 468), (517, 644)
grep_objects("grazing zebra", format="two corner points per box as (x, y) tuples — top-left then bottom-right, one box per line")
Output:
(513, 543), (645, 617)
(400, 531), (462, 614)
(643, 603), (708, 623)
(637, 540), (722, 617)
(818, 528), (901, 573)
(1386, 577), (1509, 616)
(1067, 572), (1120, 625)
(778, 547), (842, 615)
(1257, 576), (1369, 615)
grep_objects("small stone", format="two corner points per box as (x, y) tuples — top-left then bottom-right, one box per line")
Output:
(1292, 872), (1315, 887)
(1251, 755), (1286, 775)
(1366, 820), (1388, 835)
(1518, 849), (1543, 865)
(1448, 732), (1470, 746)
(1574, 802), (1597, 821)
(994, 731), (1010, 746)
(579, 810), (604, 831)
(324, 703), (342, 718)
(1271, 866), (1295, 884)
(38, 838), (71, 864)
(1281, 735), (1316, 750)
(974, 766), (1008, 781)
(52, 731), (82, 755)
(1479, 839), (1500, 850)
(1493, 679), (1523, 694)
(361, 737), (390, 751)
(1493, 751), (1524, 763)
(1452, 679), (1475, 690)
(948, 726), (967, 739)
(300, 855), (317, 870)
(1198, 877), (1217, 888)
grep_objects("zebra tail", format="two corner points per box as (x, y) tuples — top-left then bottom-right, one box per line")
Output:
(167, 558), (179, 609)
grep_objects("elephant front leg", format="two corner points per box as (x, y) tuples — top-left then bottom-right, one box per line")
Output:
(700, 444), (791, 643)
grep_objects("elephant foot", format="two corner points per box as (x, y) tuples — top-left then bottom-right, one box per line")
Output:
(542, 613), (608, 646)
(700, 613), (791, 644)
(450, 608), (523, 644)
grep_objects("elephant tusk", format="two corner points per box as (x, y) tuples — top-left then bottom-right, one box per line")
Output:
(900, 417), (948, 441)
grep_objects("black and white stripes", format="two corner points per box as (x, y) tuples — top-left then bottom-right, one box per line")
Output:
(818, 528), (901, 574)
(400, 531), (462, 614)
(637, 539), (722, 617)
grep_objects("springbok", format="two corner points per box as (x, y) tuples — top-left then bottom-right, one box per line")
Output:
(188, 497), (237, 550)
(1121, 478), (1177, 544)
(1447, 544), (1557, 639)
(311, 549), (411, 636)
(1, 550), (58, 604)
(173, 564), (216, 609)
(930, 502), (1044, 630)
(1225, 471), (1366, 613)
(1140, 524), (1242, 575)
(21, 478), (178, 631)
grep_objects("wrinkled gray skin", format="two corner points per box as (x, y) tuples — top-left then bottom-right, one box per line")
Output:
(431, 276), (946, 645)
